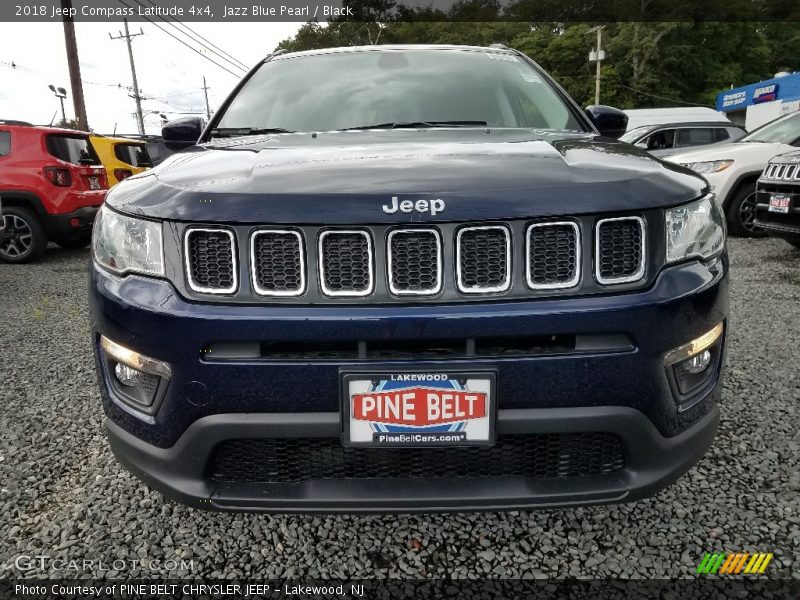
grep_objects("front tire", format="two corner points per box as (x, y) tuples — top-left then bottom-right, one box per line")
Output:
(0, 206), (47, 263)
(725, 183), (766, 237)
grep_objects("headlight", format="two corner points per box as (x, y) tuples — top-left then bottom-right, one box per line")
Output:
(666, 196), (726, 263)
(92, 206), (164, 276)
(686, 160), (734, 174)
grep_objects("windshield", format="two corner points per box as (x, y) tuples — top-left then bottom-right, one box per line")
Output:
(619, 125), (654, 143)
(213, 49), (585, 134)
(740, 111), (800, 144)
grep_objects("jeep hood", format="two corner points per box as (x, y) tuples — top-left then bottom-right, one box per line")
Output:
(108, 129), (707, 224)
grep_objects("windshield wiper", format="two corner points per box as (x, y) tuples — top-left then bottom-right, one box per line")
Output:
(209, 127), (294, 138)
(339, 120), (488, 131)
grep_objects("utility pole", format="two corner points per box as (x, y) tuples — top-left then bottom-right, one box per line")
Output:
(202, 77), (211, 119)
(587, 25), (605, 105)
(111, 19), (145, 135)
(60, 0), (88, 130)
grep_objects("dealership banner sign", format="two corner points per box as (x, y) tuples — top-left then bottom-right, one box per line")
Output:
(2, 579), (798, 599)
(3, 0), (800, 22)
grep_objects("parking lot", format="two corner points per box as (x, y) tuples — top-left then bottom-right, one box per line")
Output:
(0, 238), (798, 580)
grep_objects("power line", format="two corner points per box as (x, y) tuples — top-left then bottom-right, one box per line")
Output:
(116, 0), (242, 78)
(614, 79), (713, 108)
(139, 0), (248, 71)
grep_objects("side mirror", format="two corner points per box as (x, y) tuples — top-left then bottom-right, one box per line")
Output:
(585, 105), (629, 139)
(162, 116), (205, 151)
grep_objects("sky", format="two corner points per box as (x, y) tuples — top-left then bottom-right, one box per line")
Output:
(0, 21), (301, 134)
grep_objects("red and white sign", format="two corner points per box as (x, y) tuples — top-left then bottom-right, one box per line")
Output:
(352, 387), (487, 426)
(769, 194), (790, 214)
(344, 373), (494, 446)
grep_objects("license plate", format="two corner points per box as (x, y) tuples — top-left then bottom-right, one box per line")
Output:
(769, 194), (790, 214)
(342, 371), (495, 447)
(88, 176), (100, 190)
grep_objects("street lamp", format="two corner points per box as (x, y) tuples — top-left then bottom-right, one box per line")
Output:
(48, 84), (68, 124)
(142, 111), (169, 129)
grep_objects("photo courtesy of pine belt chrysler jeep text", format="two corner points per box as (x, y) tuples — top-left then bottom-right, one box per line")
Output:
(89, 45), (728, 512)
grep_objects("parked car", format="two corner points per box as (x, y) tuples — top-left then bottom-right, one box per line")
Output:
(754, 151), (800, 250)
(619, 122), (746, 157)
(668, 110), (800, 236)
(0, 121), (108, 263)
(108, 134), (176, 167)
(90, 45), (727, 512)
(90, 135), (152, 186)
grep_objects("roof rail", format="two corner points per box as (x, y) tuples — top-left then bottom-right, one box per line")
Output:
(262, 48), (288, 62)
(0, 119), (34, 126)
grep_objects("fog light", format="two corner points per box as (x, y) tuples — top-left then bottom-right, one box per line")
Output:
(100, 336), (171, 378)
(665, 323), (724, 400)
(664, 322), (723, 366)
(100, 336), (170, 411)
(114, 363), (143, 386)
(681, 349), (711, 374)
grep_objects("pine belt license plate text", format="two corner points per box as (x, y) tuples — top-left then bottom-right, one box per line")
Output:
(342, 371), (496, 447)
(769, 194), (790, 213)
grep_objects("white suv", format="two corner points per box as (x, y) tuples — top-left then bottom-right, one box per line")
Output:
(668, 111), (800, 235)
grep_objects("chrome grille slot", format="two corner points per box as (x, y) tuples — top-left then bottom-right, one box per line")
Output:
(250, 230), (305, 296)
(457, 226), (511, 293)
(595, 217), (645, 284)
(763, 163), (800, 181)
(387, 228), (442, 295)
(185, 228), (237, 294)
(318, 230), (373, 297)
(526, 222), (580, 289)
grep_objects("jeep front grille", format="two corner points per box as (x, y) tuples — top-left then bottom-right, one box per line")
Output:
(387, 228), (442, 295)
(595, 217), (645, 284)
(457, 226), (511, 293)
(250, 230), (305, 296)
(185, 228), (237, 294)
(181, 215), (651, 302)
(762, 163), (800, 181)
(526, 222), (580, 289)
(318, 230), (373, 296)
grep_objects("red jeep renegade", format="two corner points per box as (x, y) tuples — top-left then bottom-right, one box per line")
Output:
(0, 120), (108, 263)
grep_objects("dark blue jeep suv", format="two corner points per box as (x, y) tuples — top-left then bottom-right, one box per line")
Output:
(89, 45), (728, 512)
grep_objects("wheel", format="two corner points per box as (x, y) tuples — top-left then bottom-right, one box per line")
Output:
(55, 235), (91, 249)
(0, 206), (47, 263)
(725, 183), (766, 237)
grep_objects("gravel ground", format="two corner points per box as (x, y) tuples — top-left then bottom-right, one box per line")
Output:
(0, 238), (798, 581)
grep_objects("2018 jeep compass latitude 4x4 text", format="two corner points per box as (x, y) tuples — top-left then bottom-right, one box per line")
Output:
(89, 45), (728, 512)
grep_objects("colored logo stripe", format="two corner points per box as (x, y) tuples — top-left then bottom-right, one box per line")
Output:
(697, 553), (773, 575)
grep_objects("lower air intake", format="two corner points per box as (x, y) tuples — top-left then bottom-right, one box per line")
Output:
(210, 433), (626, 483)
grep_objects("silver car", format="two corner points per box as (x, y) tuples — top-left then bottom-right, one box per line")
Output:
(620, 122), (746, 157)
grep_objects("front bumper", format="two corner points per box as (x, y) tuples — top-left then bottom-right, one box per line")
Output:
(754, 191), (800, 242)
(90, 255), (728, 512)
(106, 403), (719, 512)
